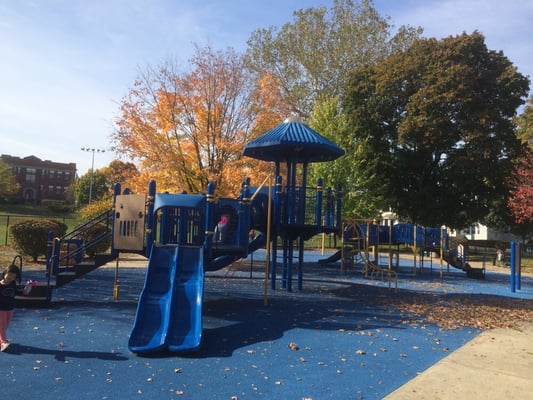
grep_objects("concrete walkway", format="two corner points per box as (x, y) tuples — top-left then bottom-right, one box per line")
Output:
(384, 321), (533, 400)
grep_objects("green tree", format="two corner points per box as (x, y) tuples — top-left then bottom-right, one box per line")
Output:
(516, 95), (533, 144)
(0, 159), (19, 197)
(307, 96), (385, 218)
(342, 32), (530, 228)
(245, 0), (421, 117)
(75, 169), (109, 206)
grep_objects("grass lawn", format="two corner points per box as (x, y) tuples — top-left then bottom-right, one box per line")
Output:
(0, 203), (81, 247)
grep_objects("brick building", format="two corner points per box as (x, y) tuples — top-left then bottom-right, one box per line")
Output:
(1, 154), (77, 203)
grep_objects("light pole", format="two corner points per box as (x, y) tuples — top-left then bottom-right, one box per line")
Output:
(80, 147), (105, 204)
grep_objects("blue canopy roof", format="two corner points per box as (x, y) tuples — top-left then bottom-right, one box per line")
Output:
(243, 117), (344, 163)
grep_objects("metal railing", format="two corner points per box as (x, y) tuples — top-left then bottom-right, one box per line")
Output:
(47, 209), (114, 274)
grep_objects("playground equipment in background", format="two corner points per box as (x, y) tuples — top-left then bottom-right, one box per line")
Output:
(510, 242), (523, 293)
(324, 219), (486, 287)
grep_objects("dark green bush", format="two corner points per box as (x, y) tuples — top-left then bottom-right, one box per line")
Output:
(41, 199), (74, 213)
(10, 219), (68, 261)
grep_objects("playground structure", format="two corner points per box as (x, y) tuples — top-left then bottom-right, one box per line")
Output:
(124, 118), (346, 354)
(12, 117), (516, 355)
(15, 118), (345, 354)
(123, 170), (343, 354)
(319, 219), (486, 288)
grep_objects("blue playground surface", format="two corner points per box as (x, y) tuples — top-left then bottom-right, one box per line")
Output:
(3, 251), (531, 400)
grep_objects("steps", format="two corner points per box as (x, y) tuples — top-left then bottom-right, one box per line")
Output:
(55, 253), (117, 287)
(15, 252), (117, 308)
(15, 283), (55, 308)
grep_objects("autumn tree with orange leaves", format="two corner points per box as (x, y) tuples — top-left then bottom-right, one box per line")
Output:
(100, 160), (139, 192)
(112, 45), (289, 197)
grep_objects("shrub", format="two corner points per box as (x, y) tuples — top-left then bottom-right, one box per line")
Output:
(41, 199), (75, 213)
(77, 222), (111, 257)
(79, 197), (113, 220)
(10, 219), (68, 261)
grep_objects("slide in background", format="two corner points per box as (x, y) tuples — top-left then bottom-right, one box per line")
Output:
(207, 232), (267, 271)
(441, 252), (465, 269)
(318, 249), (342, 264)
(129, 245), (204, 354)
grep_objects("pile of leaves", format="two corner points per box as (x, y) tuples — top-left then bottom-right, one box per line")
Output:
(386, 293), (533, 330)
(237, 260), (533, 331)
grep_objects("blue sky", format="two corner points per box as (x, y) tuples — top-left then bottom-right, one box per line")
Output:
(1, 0), (531, 175)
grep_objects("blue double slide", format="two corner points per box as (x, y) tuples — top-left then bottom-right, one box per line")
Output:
(128, 244), (204, 354)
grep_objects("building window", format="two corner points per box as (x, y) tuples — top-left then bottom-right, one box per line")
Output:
(26, 168), (36, 184)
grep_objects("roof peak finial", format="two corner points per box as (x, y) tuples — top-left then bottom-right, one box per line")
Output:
(284, 115), (304, 124)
